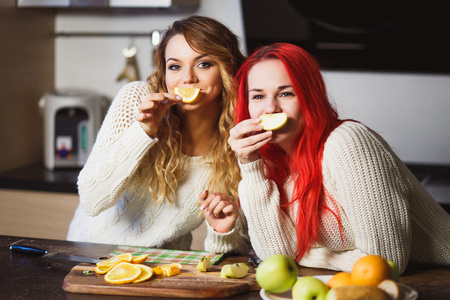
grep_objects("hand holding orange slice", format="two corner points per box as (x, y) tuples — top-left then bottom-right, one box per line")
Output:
(174, 87), (200, 103)
(259, 113), (288, 130)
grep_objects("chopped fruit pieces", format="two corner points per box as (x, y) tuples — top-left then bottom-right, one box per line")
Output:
(161, 265), (181, 277)
(152, 266), (163, 275)
(220, 263), (249, 279)
(196, 254), (211, 272)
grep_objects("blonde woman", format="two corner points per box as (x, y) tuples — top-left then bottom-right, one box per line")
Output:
(67, 16), (250, 254)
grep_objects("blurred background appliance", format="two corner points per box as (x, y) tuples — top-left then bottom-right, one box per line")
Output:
(39, 89), (108, 170)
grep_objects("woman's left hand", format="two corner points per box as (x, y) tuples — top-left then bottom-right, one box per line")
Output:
(199, 190), (239, 233)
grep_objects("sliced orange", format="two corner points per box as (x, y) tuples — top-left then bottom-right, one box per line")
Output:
(161, 265), (181, 277)
(174, 87), (200, 103)
(132, 254), (149, 264)
(104, 262), (142, 284)
(161, 263), (183, 269)
(95, 263), (118, 274)
(152, 266), (163, 275)
(133, 264), (154, 283)
(99, 253), (133, 265)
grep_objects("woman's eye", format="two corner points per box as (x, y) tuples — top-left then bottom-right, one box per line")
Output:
(167, 64), (180, 71)
(279, 92), (294, 98)
(198, 61), (213, 69)
(250, 94), (264, 100)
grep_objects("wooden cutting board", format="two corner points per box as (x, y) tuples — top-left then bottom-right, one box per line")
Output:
(63, 263), (260, 298)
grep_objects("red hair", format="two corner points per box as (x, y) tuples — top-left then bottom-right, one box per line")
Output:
(234, 43), (343, 261)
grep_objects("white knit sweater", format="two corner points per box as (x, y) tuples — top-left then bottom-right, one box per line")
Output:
(67, 81), (250, 254)
(238, 121), (450, 273)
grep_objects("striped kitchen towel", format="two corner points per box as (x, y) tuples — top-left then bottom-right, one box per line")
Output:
(108, 245), (224, 265)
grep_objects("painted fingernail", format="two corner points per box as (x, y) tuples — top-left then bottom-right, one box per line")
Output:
(176, 95), (182, 100)
(200, 205), (205, 210)
(207, 211), (211, 216)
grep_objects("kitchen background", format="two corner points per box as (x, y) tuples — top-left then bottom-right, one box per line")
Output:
(0, 0), (449, 241)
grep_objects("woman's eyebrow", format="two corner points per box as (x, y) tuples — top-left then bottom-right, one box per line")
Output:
(166, 54), (209, 64)
(249, 85), (293, 93)
(277, 85), (293, 90)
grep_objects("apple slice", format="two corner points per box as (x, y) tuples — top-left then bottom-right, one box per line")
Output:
(377, 279), (405, 300)
(220, 263), (249, 279)
(259, 113), (288, 130)
(220, 264), (232, 279)
(196, 254), (210, 272)
(228, 263), (249, 278)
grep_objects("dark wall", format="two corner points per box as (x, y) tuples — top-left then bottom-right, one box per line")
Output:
(242, 0), (450, 74)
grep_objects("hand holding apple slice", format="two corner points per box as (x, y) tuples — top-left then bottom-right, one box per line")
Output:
(174, 87), (200, 103)
(259, 113), (288, 131)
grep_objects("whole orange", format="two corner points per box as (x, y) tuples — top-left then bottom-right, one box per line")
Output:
(326, 272), (352, 288)
(351, 255), (392, 287)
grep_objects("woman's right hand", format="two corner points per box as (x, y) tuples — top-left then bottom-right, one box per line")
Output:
(136, 93), (181, 138)
(228, 118), (273, 164)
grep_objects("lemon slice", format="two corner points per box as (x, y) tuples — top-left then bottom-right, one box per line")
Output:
(104, 262), (142, 284)
(133, 264), (154, 283)
(259, 113), (288, 130)
(174, 87), (200, 103)
(132, 254), (149, 264)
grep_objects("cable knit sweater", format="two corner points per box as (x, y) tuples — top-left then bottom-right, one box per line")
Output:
(238, 121), (450, 273)
(67, 81), (250, 254)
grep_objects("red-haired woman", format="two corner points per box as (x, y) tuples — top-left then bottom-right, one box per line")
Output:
(228, 43), (450, 274)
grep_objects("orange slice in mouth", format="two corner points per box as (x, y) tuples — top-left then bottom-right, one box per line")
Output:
(174, 87), (200, 103)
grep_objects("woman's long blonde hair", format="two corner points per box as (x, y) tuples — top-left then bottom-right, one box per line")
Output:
(146, 15), (246, 204)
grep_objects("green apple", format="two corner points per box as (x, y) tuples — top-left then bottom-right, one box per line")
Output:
(256, 254), (298, 293)
(386, 259), (399, 282)
(292, 276), (328, 300)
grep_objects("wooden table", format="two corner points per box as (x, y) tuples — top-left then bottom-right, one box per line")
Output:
(1, 235), (449, 299)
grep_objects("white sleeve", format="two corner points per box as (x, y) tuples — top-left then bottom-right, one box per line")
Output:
(320, 122), (412, 273)
(78, 82), (158, 216)
(237, 159), (298, 260)
(204, 209), (251, 255)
